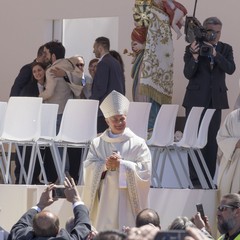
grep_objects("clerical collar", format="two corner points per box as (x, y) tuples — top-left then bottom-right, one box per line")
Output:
(108, 130), (123, 138)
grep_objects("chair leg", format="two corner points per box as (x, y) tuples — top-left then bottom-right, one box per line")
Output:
(36, 146), (48, 184)
(15, 144), (28, 184)
(172, 146), (193, 189)
(189, 148), (209, 189)
(0, 156), (7, 184)
(0, 144), (8, 183)
(26, 144), (37, 184)
(149, 147), (161, 188)
(166, 147), (184, 188)
(50, 143), (65, 184)
(158, 148), (168, 188)
(4, 143), (13, 184)
(61, 146), (68, 176)
(196, 149), (216, 189)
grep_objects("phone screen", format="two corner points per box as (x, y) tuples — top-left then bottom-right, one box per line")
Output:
(52, 187), (66, 198)
(196, 203), (205, 220)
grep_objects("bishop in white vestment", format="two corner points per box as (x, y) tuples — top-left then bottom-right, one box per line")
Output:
(82, 90), (152, 231)
(217, 108), (240, 197)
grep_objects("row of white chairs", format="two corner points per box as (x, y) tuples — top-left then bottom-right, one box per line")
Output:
(0, 98), (215, 189)
(0, 97), (99, 185)
(0, 98), (151, 185)
(147, 104), (216, 189)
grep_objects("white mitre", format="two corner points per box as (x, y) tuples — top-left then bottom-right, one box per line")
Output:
(100, 90), (130, 118)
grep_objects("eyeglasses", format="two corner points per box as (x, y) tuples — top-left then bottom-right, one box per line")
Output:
(217, 205), (239, 212)
(76, 63), (84, 67)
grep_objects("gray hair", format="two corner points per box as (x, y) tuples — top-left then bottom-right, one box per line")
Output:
(203, 17), (222, 28)
(222, 193), (240, 208)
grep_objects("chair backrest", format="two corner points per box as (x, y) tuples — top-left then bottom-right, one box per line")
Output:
(0, 102), (7, 136)
(147, 104), (179, 146)
(126, 102), (152, 140)
(194, 109), (216, 148)
(40, 103), (59, 139)
(55, 99), (99, 142)
(1, 97), (42, 141)
(177, 106), (204, 147)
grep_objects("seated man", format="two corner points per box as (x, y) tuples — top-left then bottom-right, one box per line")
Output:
(10, 178), (91, 240)
(82, 90), (152, 231)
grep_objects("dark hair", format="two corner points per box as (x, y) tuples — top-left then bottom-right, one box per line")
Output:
(88, 58), (99, 67)
(95, 37), (110, 51)
(93, 230), (127, 240)
(37, 45), (45, 57)
(136, 208), (161, 228)
(33, 211), (59, 237)
(31, 62), (46, 82)
(168, 216), (195, 230)
(109, 50), (125, 72)
(44, 41), (65, 59)
(32, 61), (47, 70)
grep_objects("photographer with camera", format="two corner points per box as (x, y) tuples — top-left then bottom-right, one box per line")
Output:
(9, 178), (91, 240)
(183, 17), (236, 188)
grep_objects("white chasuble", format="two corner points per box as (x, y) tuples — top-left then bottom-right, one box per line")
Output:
(82, 128), (151, 231)
(217, 109), (240, 197)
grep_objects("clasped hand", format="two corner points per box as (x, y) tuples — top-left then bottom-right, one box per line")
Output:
(106, 152), (121, 170)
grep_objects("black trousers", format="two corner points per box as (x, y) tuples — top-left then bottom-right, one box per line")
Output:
(185, 107), (221, 187)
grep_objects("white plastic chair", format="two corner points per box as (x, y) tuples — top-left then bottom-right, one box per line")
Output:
(0, 102), (8, 183)
(52, 99), (99, 184)
(147, 104), (180, 188)
(173, 106), (210, 189)
(189, 109), (216, 189)
(127, 102), (151, 140)
(1, 97), (42, 184)
(27, 103), (59, 184)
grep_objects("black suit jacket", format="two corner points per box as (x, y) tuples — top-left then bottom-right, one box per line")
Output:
(182, 41), (236, 109)
(10, 205), (91, 240)
(10, 62), (34, 97)
(20, 79), (40, 97)
(90, 53), (125, 116)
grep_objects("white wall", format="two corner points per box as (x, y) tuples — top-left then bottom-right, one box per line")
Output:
(1, 0), (239, 121)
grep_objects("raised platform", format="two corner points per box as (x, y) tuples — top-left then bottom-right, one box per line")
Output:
(0, 185), (219, 238)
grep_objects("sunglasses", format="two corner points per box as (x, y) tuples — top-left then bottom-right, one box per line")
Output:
(76, 63), (84, 67)
(217, 205), (239, 212)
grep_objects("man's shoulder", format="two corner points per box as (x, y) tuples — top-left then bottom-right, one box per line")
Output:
(218, 41), (233, 50)
(20, 61), (35, 71)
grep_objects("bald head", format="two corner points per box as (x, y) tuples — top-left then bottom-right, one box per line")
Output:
(136, 208), (161, 228)
(33, 211), (59, 237)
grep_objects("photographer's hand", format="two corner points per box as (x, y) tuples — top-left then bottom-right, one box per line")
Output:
(203, 41), (217, 57)
(37, 184), (57, 210)
(64, 177), (82, 204)
(190, 41), (200, 60)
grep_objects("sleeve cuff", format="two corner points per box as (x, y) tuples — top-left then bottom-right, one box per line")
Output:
(32, 206), (42, 213)
(72, 201), (84, 209)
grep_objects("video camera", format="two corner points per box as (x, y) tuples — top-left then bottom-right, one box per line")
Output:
(184, 16), (216, 56)
(184, 0), (217, 56)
